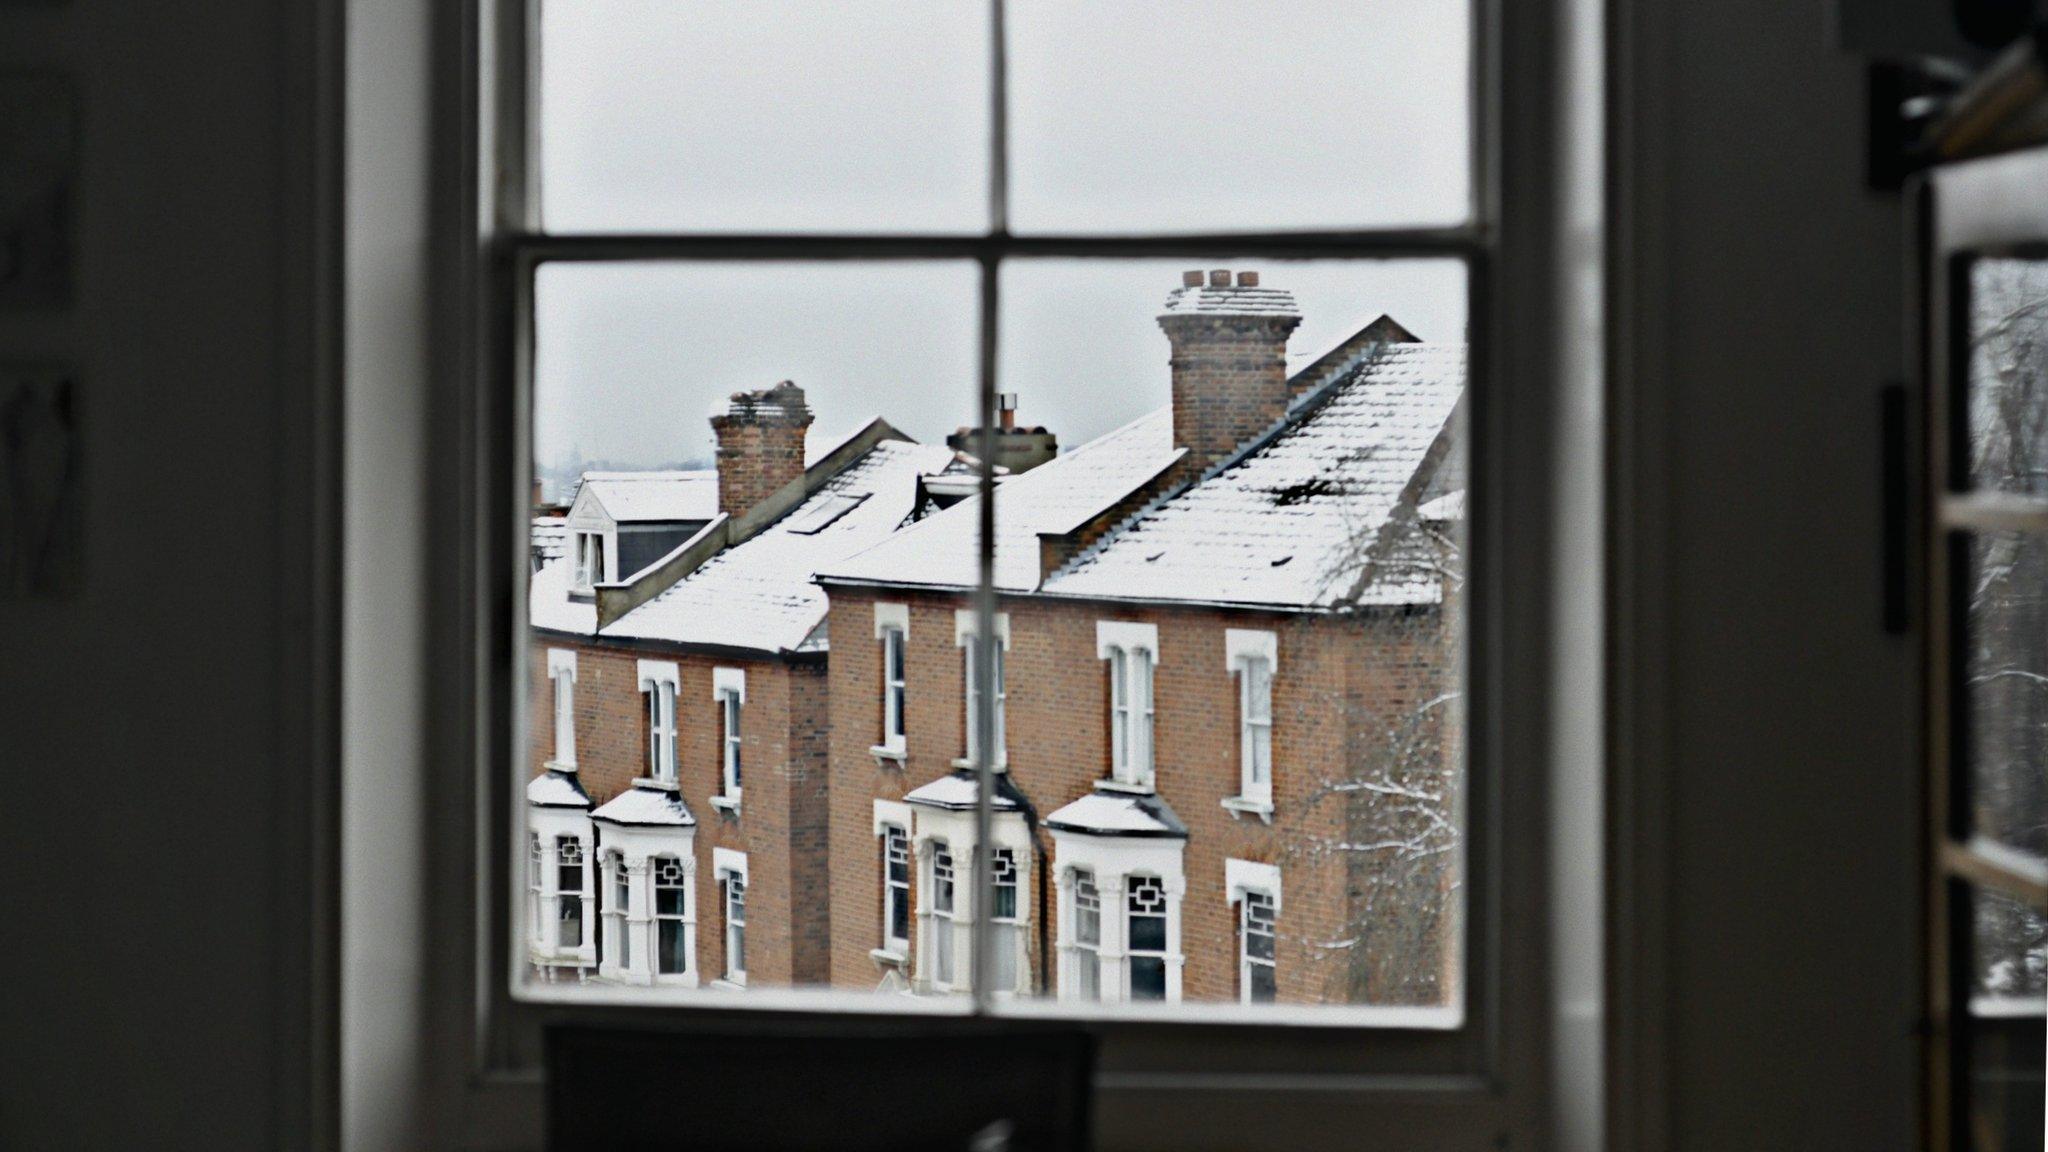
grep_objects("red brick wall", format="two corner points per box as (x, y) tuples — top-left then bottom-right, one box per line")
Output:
(822, 587), (1456, 1005)
(527, 637), (832, 987)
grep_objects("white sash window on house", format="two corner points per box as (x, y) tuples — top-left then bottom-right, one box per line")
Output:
(1099, 624), (1159, 790)
(719, 862), (747, 985)
(715, 669), (744, 803)
(652, 855), (689, 977)
(882, 625), (906, 751)
(555, 838), (586, 949)
(883, 824), (911, 954)
(1072, 870), (1102, 1002)
(959, 612), (1008, 766)
(605, 851), (631, 972)
(990, 848), (1022, 994)
(639, 661), (679, 786)
(1127, 875), (1170, 1002)
(930, 843), (958, 989)
(1241, 890), (1277, 1004)
(526, 833), (543, 945)
(546, 648), (576, 767)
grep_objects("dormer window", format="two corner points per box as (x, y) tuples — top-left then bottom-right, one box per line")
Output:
(572, 530), (606, 589)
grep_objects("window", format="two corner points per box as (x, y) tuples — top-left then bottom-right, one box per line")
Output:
(605, 851), (631, 972)
(546, 648), (577, 767)
(929, 842), (957, 990)
(555, 837), (586, 949)
(714, 668), (744, 802)
(1226, 629), (1276, 810)
(1098, 622), (1158, 790)
(652, 855), (690, 977)
(957, 610), (1008, 767)
(1127, 875), (1170, 1002)
(880, 621), (907, 753)
(882, 824), (910, 953)
(572, 530), (604, 588)
(1241, 891), (1277, 1004)
(638, 661), (678, 785)
(715, 849), (747, 986)
(990, 848), (1022, 994)
(527, 832), (543, 945)
(1070, 870), (1101, 1002)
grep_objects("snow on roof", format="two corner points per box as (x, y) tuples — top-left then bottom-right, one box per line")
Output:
(817, 408), (1183, 593)
(1419, 489), (1465, 522)
(590, 783), (696, 827)
(902, 769), (1025, 812)
(1041, 342), (1464, 610)
(529, 552), (598, 636)
(527, 769), (592, 809)
(1043, 788), (1189, 838)
(577, 470), (719, 523)
(1159, 282), (1301, 318)
(532, 516), (568, 562)
(599, 439), (956, 653)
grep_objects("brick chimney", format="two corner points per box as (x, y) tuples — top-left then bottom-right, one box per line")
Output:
(710, 380), (814, 522)
(1159, 269), (1302, 475)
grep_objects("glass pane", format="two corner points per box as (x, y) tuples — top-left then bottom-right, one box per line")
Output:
(1964, 259), (2048, 495)
(1961, 530), (2048, 860)
(540, 1), (990, 233)
(992, 259), (1467, 1015)
(1962, 886), (2046, 1151)
(1009, 1), (1471, 233)
(1250, 964), (1277, 1004)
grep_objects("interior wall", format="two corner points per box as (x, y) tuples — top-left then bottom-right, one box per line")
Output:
(0, 1), (331, 1150)
(1612, 0), (1919, 1148)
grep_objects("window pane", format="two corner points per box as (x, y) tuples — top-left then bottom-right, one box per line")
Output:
(1961, 530), (2048, 860)
(1964, 259), (2048, 496)
(1962, 885), (2046, 1150)
(540, 1), (990, 234)
(1009, 1), (1470, 233)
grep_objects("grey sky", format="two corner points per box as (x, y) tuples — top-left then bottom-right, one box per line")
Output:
(535, 1), (1470, 470)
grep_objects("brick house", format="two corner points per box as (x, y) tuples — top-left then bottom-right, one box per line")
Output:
(526, 381), (955, 988)
(814, 271), (1465, 1006)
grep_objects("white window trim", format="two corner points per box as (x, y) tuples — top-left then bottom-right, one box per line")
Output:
(872, 799), (915, 963)
(1051, 828), (1185, 1004)
(1225, 864), (1283, 1004)
(590, 823), (699, 987)
(954, 609), (1010, 769)
(1225, 629), (1278, 817)
(712, 666), (744, 806)
(526, 809), (596, 970)
(636, 659), (680, 787)
(1096, 621), (1159, 791)
(875, 603), (910, 757)
(545, 648), (577, 769)
(922, 838), (961, 993)
(600, 850), (633, 979)
(713, 849), (748, 987)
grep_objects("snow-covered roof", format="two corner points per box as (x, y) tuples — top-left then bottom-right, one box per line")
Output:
(1043, 789), (1188, 838)
(599, 439), (957, 654)
(1158, 281), (1301, 318)
(1419, 489), (1465, 522)
(818, 409), (1183, 593)
(1041, 342), (1464, 610)
(529, 552), (598, 635)
(590, 783), (696, 827)
(902, 769), (1026, 812)
(527, 769), (592, 809)
(576, 471), (719, 523)
(532, 515), (568, 560)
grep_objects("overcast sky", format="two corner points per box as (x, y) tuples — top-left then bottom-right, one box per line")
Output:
(535, 1), (1470, 470)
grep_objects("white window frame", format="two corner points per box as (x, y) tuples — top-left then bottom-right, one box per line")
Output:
(1051, 829), (1186, 1004)
(924, 839), (959, 992)
(874, 602), (909, 757)
(988, 846), (1025, 996)
(713, 848), (747, 987)
(1227, 859), (1284, 1005)
(590, 820), (699, 987)
(956, 609), (1010, 769)
(545, 647), (577, 768)
(570, 529), (606, 590)
(882, 823), (912, 956)
(1224, 628), (1278, 816)
(637, 659), (679, 786)
(650, 853), (693, 981)
(525, 807), (596, 971)
(713, 666), (744, 805)
(1096, 621), (1159, 790)
(602, 850), (631, 975)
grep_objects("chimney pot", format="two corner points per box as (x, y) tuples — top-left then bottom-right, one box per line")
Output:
(1209, 269), (1231, 287)
(1237, 270), (1259, 287)
(1182, 270), (1204, 287)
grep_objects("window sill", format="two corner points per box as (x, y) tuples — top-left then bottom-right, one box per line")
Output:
(1094, 778), (1154, 795)
(633, 775), (679, 792)
(1221, 795), (1275, 823)
(543, 759), (579, 774)
(950, 756), (1009, 772)
(868, 744), (906, 766)
(709, 794), (741, 816)
(708, 976), (746, 991)
(868, 947), (909, 969)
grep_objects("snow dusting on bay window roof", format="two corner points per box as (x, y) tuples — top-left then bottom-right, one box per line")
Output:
(575, 470), (719, 523)
(815, 408), (1183, 593)
(1041, 342), (1464, 611)
(598, 439), (956, 654)
(590, 783), (696, 827)
(902, 769), (1027, 813)
(1043, 789), (1189, 839)
(527, 769), (592, 810)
